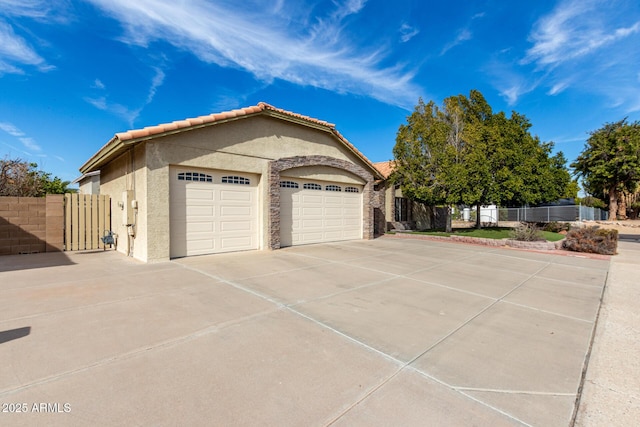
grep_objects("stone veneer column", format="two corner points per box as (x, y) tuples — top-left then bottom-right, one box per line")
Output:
(267, 155), (374, 250)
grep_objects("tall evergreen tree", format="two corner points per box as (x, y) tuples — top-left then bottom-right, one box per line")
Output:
(393, 91), (573, 229)
(571, 119), (640, 219)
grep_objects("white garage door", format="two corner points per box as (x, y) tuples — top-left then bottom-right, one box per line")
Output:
(280, 178), (363, 247)
(170, 168), (258, 258)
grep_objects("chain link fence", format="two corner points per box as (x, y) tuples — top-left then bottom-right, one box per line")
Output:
(460, 205), (608, 224)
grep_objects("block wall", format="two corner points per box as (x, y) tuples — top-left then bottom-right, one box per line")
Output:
(0, 195), (64, 255)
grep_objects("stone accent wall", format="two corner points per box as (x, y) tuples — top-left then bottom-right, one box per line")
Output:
(268, 155), (375, 249)
(372, 183), (386, 236)
(0, 195), (64, 255)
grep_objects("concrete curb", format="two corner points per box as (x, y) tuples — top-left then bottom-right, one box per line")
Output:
(573, 241), (640, 425)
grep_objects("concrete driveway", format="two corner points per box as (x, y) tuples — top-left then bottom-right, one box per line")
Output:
(0, 238), (609, 426)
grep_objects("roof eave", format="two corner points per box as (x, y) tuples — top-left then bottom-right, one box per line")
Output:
(79, 136), (127, 173)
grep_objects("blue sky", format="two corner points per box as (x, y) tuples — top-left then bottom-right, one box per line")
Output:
(1, 0), (639, 186)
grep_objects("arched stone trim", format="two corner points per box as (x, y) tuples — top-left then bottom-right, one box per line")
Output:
(268, 155), (375, 249)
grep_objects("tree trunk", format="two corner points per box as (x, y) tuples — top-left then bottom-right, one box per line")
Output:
(608, 187), (618, 220)
(445, 206), (452, 233)
(476, 202), (482, 229)
(617, 191), (627, 219)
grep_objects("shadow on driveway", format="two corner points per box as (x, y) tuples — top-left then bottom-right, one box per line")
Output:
(0, 326), (31, 344)
(0, 251), (76, 272)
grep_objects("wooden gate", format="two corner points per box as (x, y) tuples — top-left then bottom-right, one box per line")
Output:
(64, 194), (111, 250)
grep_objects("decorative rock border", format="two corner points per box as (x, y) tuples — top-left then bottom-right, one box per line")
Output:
(387, 232), (564, 251)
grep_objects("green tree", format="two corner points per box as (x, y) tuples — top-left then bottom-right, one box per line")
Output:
(0, 157), (71, 196)
(392, 99), (455, 230)
(393, 90), (574, 229)
(571, 119), (640, 219)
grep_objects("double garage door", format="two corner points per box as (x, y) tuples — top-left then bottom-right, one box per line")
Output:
(170, 168), (363, 257)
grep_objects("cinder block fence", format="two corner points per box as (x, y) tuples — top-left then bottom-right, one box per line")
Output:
(0, 195), (64, 255)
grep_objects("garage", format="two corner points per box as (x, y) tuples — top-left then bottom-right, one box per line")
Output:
(280, 178), (363, 247)
(170, 167), (259, 258)
(79, 102), (382, 262)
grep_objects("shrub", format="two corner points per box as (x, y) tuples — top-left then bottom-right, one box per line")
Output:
(541, 221), (570, 233)
(562, 227), (618, 255)
(630, 201), (640, 219)
(510, 223), (543, 241)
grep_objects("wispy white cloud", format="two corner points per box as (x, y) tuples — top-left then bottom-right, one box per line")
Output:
(85, 96), (138, 127)
(484, 52), (544, 105)
(523, 0), (640, 68)
(0, 121), (42, 151)
(548, 81), (570, 96)
(86, 0), (419, 108)
(19, 137), (41, 151)
(92, 78), (105, 89)
(145, 67), (165, 105)
(0, 21), (48, 73)
(440, 11), (486, 56)
(440, 28), (472, 56)
(0, 0), (68, 21)
(0, 121), (25, 137)
(85, 67), (167, 127)
(0, 0), (66, 74)
(520, 0), (640, 111)
(399, 23), (419, 43)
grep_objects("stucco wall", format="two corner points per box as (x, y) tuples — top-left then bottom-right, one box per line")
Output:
(99, 145), (147, 260)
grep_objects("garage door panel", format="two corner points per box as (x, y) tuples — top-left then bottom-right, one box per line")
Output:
(220, 220), (253, 232)
(300, 232), (323, 242)
(325, 219), (343, 227)
(301, 207), (323, 216)
(302, 219), (323, 228)
(186, 188), (216, 200)
(343, 217), (360, 226)
(170, 168), (258, 258)
(185, 222), (215, 233)
(220, 206), (252, 217)
(186, 237), (216, 250)
(220, 236), (254, 249)
(187, 205), (216, 217)
(324, 196), (342, 203)
(324, 207), (342, 216)
(301, 194), (323, 204)
(324, 230), (344, 239)
(220, 190), (252, 202)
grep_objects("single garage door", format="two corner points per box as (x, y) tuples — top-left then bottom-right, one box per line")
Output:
(280, 178), (363, 247)
(170, 168), (258, 258)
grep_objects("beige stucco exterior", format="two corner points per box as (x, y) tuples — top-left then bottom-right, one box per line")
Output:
(85, 112), (382, 262)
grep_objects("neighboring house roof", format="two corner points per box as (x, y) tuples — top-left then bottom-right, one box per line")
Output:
(80, 102), (384, 179)
(373, 160), (396, 179)
(71, 170), (100, 185)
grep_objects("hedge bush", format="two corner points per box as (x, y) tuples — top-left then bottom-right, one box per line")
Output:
(562, 227), (618, 255)
(510, 223), (543, 241)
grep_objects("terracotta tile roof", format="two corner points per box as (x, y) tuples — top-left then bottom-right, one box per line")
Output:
(373, 160), (396, 179)
(80, 102), (384, 179)
(115, 102), (335, 141)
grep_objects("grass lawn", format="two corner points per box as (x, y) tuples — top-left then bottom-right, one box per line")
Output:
(402, 227), (565, 242)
